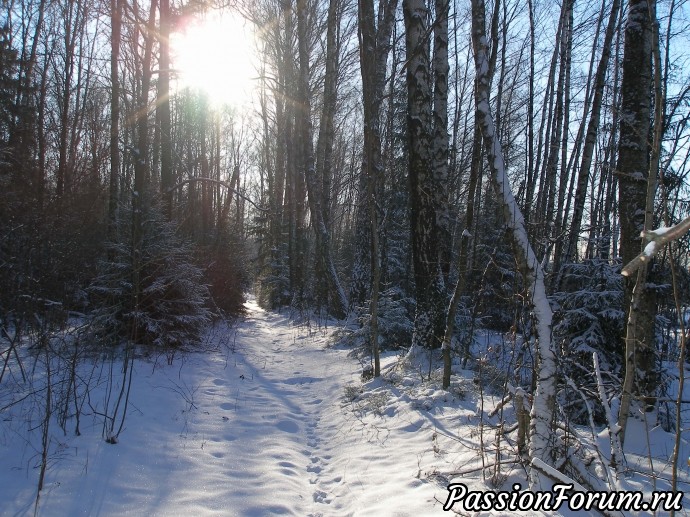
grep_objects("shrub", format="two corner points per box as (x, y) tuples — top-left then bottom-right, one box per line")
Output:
(90, 202), (211, 350)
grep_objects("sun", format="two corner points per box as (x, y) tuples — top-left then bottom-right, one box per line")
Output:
(171, 11), (257, 108)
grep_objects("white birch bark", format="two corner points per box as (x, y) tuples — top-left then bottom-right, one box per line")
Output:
(470, 0), (557, 490)
(404, 0), (447, 357)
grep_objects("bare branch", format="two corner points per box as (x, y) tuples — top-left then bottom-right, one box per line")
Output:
(165, 177), (269, 213)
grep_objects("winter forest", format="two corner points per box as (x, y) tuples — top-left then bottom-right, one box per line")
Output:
(1, 0), (690, 513)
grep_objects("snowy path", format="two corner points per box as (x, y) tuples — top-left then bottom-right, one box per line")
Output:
(2, 298), (447, 516)
(181, 299), (444, 516)
(194, 299), (362, 516)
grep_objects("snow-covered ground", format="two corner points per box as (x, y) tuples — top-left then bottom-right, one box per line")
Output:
(1, 299), (453, 516)
(1, 298), (689, 516)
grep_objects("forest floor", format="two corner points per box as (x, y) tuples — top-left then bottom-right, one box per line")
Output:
(1, 297), (690, 516)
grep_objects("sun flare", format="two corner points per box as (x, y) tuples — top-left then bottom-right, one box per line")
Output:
(172, 12), (257, 108)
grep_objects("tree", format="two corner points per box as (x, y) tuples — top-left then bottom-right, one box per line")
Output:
(357, 0), (398, 372)
(109, 0), (122, 242)
(159, 0), (173, 219)
(560, 0), (621, 271)
(351, 0), (398, 310)
(432, 0), (451, 283)
(470, 0), (557, 489)
(296, 0), (348, 318)
(617, 0), (658, 444)
(403, 0), (446, 353)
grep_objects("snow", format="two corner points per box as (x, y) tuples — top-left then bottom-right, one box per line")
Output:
(649, 226), (672, 236)
(643, 239), (657, 257)
(2, 299), (690, 516)
(0, 299), (450, 516)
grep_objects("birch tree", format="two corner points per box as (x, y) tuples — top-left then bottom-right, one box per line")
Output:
(433, 0), (451, 283)
(470, 0), (557, 488)
(404, 0), (446, 353)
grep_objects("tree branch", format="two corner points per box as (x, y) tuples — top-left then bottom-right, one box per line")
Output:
(165, 177), (270, 213)
(621, 214), (690, 277)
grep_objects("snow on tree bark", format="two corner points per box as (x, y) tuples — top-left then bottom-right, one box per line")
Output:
(470, 0), (557, 489)
(616, 0), (657, 440)
(432, 0), (451, 284)
(404, 0), (446, 353)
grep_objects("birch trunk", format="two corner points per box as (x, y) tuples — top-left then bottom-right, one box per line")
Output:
(470, 0), (557, 489)
(404, 0), (446, 353)
(433, 0), (451, 284)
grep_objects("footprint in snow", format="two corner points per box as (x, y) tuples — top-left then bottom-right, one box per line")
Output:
(313, 490), (331, 504)
(276, 419), (299, 433)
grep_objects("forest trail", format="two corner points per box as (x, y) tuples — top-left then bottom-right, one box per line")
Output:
(202, 298), (361, 516)
(2, 298), (447, 516)
(161, 297), (447, 516)
(209, 298), (447, 516)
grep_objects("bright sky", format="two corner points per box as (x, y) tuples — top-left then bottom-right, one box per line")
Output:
(171, 11), (258, 109)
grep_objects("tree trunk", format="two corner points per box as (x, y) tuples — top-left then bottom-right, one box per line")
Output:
(404, 0), (446, 352)
(350, 0), (398, 310)
(433, 0), (451, 284)
(471, 0), (557, 489)
(617, 0), (659, 444)
(131, 0), (158, 346)
(109, 0), (122, 242)
(442, 12), (498, 388)
(551, 0), (574, 278)
(315, 0), (339, 236)
(159, 0), (173, 219)
(523, 0), (536, 217)
(296, 0), (348, 317)
(563, 0), (621, 265)
(56, 1), (81, 202)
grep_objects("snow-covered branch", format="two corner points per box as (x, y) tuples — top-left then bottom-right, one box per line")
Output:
(470, 0), (557, 491)
(621, 215), (690, 277)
